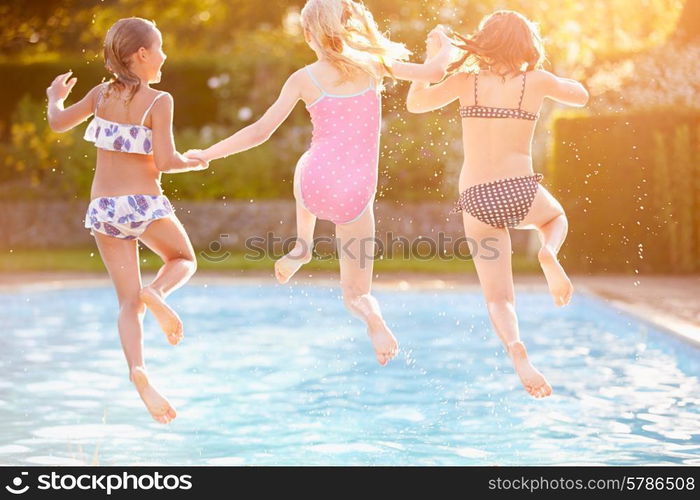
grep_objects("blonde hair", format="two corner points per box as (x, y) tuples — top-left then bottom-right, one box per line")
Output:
(300, 0), (411, 88)
(447, 10), (544, 77)
(103, 17), (159, 102)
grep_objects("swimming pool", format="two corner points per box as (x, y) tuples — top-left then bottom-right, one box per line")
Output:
(1, 281), (698, 465)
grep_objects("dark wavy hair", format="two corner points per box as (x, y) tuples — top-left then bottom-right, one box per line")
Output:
(447, 10), (545, 77)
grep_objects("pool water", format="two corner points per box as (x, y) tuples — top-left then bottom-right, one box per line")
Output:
(0, 282), (699, 465)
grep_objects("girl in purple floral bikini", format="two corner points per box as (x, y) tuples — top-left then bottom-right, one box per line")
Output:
(46, 17), (207, 423)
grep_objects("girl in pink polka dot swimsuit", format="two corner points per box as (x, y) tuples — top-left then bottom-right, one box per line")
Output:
(186, 0), (453, 366)
(298, 65), (379, 225)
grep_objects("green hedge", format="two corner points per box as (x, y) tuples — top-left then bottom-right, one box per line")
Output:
(0, 59), (217, 136)
(549, 111), (700, 274)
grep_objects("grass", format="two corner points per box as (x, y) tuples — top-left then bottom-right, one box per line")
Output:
(0, 248), (542, 274)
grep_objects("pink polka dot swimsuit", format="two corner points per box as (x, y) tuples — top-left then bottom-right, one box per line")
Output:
(295, 65), (381, 225)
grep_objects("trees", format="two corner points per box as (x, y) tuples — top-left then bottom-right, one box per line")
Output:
(0, 0), (685, 69)
(0, 0), (305, 59)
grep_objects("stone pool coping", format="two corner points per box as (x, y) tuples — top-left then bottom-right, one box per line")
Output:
(574, 275), (700, 349)
(1, 271), (699, 348)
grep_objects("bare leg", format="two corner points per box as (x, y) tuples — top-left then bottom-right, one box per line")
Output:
(275, 199), (316, 284)
(138, 215), (197, 345)
(336, 204), (398, 366)
(516, 185), (573, 307)
(275, 154), (317, 284)
(93, 233), (176, 423)
(464, 213), (552, 398)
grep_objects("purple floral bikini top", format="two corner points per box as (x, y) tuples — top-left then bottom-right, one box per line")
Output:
(83, 85), (166, 155)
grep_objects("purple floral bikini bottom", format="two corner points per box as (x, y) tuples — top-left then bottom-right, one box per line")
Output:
(84, 194), (174, 240)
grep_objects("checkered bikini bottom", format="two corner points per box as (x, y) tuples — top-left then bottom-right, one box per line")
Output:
(450, 173), (544, 228)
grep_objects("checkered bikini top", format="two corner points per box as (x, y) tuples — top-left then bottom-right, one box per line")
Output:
(459, 72), (538, 121)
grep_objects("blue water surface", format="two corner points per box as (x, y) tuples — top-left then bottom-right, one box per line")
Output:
(0, 281), (698, 465)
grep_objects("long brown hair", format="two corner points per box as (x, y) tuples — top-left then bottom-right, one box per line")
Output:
(103, 17), (159, 102)
(300, 0), (411, 88)
(447, 10), (544, 77)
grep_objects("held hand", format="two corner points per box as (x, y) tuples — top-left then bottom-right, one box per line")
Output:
(436, 29), (452, 48)
(46, 71), (77, 102)
(426, 25), (452, 59)
(183, 149), (209, 169)
(185, 157), (209, 171)
(426, 31), (441, 59)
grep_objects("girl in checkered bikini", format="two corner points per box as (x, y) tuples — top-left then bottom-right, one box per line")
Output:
(407, 11), (589, 398)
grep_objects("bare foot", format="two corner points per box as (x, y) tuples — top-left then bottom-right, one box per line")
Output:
(130, 366), (177, 424)
(367, 317), (399, 366)
(274, 245), (312, 284)
(139, 286), (183, 345)
(507, 341), (552, 398)
(538, 246), (573, 307)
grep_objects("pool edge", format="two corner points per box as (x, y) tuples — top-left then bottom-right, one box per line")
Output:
(579, 286), (700, 349)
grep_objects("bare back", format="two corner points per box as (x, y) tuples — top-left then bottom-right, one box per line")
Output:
(456, 70), (547, 190)
(91, 84), (164, 198)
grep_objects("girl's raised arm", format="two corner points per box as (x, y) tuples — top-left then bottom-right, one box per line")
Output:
(150, 92), (208, 172)
(538, 70), (589, 107)
(388, 30), (453, 83)
(406, 72), (463, 113)
(46, 71), (102, 132)
(405, 28), (462, 113)
(187, 71), (303, 163)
